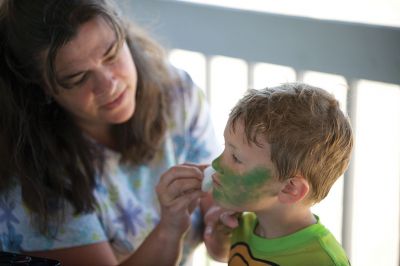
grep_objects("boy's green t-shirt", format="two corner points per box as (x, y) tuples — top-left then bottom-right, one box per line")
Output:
(229, 213), (350, 266)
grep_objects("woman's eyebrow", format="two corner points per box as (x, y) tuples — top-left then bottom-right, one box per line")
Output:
(103, 38), (118, 58)
(59, 39), (118, 82)
(59, 71), (85, 84)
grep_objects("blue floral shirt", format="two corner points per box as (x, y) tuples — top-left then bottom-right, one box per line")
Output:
(0, 69), (221, 263)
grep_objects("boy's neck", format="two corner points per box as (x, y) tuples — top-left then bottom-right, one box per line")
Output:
(254, 206), (316, 239)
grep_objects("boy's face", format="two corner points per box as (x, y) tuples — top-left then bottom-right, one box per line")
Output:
(211, 120), (282, 212)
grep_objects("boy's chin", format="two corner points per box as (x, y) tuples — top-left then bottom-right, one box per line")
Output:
(212, 190), (248, 211)
(214, 200), (246, 212)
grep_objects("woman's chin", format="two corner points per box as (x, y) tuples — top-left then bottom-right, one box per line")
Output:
(108, 103), (135, 124)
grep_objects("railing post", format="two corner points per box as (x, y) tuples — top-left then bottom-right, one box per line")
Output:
(341, 79), (359, 261)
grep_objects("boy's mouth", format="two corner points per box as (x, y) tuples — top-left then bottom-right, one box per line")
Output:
(212, 175), (222, 188)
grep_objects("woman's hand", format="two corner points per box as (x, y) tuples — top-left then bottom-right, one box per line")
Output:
(156, 164), (204, 236)
(203, 205), (240, 262)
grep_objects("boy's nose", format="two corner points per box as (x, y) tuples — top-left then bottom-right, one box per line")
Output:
(212, 156), (225, 175)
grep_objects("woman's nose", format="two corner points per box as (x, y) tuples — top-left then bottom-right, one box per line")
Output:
(92, 67), (117, 95)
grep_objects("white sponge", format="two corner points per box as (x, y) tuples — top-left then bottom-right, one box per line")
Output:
(202, 165), (216, 192)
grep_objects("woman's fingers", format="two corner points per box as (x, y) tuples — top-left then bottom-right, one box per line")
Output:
(158, 165), (203, 186)
(219, 211), (240, 228)
(156, 164), (206, 235)
(157, 187), (202, 235)
(182, 162), (209, 172)
(157, 165), (203, 204)
(168, 178), (201, 199)
(166, 190), (203, 213)
(202, 206), (238, 262)
(157, 177), (201, 205)
(204, 206), (240, 237)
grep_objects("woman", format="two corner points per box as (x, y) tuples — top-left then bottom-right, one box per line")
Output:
(0, 0), (221, 265)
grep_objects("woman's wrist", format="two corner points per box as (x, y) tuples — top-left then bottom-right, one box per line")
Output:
(154, 220), (188, 244)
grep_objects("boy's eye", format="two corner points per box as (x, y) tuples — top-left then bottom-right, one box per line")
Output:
(232, 154), (242, 164)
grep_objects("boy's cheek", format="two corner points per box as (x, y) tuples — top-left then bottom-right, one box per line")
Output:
(212, 180), (259, 208)
(212, 183), (236, 206)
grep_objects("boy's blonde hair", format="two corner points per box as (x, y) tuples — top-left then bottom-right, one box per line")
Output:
(228, 83), (353, 203)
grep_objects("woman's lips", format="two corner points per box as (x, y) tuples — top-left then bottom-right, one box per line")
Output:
(101, 89), (126, 110)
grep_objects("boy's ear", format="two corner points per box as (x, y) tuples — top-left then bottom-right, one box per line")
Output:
(278, 176), (309, 204)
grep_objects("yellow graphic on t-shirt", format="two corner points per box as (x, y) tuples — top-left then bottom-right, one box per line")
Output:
(229, 243), (279, 266)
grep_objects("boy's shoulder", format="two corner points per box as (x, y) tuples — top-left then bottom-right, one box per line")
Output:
(230, 213), (350, 266)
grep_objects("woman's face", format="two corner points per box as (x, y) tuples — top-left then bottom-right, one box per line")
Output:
(51, 16), (137, 136)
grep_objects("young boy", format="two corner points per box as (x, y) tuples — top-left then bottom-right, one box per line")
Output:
(205, 83), (353, 266)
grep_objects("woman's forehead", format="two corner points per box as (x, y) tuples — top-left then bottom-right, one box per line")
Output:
(55, 17), (116, 75)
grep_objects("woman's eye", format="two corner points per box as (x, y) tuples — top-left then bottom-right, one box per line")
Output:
(106, 47), (120, 63)
(106, 52), (118, 63)
(72, 73), (89, 87)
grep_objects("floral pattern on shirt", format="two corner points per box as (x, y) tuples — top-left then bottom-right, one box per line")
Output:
(0, 69), (221, 264)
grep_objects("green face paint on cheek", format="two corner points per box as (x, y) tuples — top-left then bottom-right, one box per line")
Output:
(211, 157), (273, 207)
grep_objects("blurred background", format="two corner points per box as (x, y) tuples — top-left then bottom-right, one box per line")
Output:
(119, 1), (400, 265)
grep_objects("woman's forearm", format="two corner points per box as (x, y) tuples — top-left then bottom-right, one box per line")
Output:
(121, 223), (185, 266)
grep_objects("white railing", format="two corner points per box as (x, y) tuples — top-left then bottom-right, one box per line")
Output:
(120, 1), (400, 265)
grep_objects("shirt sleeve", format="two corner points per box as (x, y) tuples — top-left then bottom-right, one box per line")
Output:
(0, 186), (107, 252)
(170, 68), (222, 165)
(168, 68), (223, 265)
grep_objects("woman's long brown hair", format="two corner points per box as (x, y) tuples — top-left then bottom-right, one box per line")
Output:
(0, 0), (174, 234)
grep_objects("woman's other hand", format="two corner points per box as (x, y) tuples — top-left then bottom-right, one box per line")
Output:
(203, 205), (240, 262)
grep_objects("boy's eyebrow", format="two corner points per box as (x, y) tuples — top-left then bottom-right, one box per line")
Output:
(227, 142), (237, 150)
(59, 39), (117, 82)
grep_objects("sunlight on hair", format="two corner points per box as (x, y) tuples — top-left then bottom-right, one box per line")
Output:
(351, 80), (400, 266)
(252, 63), (296, 89)
(302, 71), (348, 113)
(302, 71), (348, 242)
(169, 49), (207, 93)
